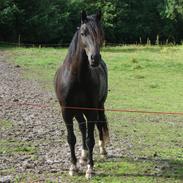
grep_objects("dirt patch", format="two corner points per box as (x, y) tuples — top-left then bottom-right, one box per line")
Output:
(0, 52), (77, 181)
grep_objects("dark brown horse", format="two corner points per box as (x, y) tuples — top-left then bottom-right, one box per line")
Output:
(55, 10), (109, 179)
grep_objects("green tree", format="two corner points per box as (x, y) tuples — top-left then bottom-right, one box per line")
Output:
(14, 0), (70, 43)
(163, 0), (183, 42)
(0, 0), (183, 44)
(0, 0), (21, 41)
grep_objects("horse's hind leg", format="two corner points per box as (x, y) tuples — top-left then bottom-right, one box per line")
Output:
(75, 113), (88, 165)
(96, 106), (108, 157)
(62, 110), (78, 176)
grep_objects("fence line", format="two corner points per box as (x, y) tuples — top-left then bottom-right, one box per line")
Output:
(1, 101), (183, 116)
(0, 41), (70, 47)
(0, 41), (137, 47)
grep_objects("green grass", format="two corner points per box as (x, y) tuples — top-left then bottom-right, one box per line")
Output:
(0, 120), (37, 155)
(6, 47), (67, 89)
(1, 45), (183, 182)
(6, 45), (183, 112)
(102, 45), (183, 112)
(0, 120), (13, 129)
(0, 139), (37, 155)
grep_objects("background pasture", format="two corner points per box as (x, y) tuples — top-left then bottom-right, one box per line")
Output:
(1, 45), (183, 182)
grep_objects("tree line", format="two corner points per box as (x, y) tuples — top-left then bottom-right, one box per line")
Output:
(0, 0), (183, 45)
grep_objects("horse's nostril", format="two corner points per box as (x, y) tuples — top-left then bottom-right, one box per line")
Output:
(91, 61), (97, 67)
(91, 55), (94, 60)
(91, 54), (100, 61)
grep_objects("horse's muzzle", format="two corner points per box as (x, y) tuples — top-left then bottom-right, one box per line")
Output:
(90, 54), (101, 67)
(91, 61), (99, 67)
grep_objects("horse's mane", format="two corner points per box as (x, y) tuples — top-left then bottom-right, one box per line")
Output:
(68, 30), (79, 58)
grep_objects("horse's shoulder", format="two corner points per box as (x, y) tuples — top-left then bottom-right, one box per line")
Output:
(99, 59), (107, 77)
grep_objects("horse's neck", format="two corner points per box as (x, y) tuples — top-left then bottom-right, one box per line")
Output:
(70, 46), (90, 81)
(67, 31), (90, 80)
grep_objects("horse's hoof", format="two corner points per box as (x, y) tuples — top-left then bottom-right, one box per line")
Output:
(85, 165), (95, 179)
(69, 165), (78, 176)
(79, 158), (87, 166)
(100, 153), (107, 159)
(100, 149), (108, 159)
(85, 171), (95, 179)
(69, 170), (77, 176)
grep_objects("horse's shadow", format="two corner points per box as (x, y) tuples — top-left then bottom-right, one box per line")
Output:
(95, 154), (183, 180)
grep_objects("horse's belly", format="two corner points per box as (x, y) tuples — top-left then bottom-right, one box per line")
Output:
(99, 78), (107, 102)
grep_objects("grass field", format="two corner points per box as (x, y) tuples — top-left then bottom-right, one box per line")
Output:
(5, 45), (183, 112)
(1, 45), (183, 182)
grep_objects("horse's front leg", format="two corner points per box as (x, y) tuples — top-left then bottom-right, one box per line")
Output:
(75, 113), (88, 166)
(85, 111), (97, 179)
(62, 110), (78, 176)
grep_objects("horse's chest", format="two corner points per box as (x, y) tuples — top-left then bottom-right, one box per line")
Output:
(72, 90), (86, 104)
(63, 64), (107, 106)
(91, 66), (108, 102)
(65, 79), (97, 105)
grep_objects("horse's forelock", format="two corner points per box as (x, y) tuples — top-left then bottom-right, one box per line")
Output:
(85, 16), (104, 45)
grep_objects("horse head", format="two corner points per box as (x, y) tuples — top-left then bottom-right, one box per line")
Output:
(79, 10), (104, 67)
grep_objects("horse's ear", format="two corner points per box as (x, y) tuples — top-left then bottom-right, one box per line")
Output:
(81, 10), (87, 23)
(96, 10), (102, 22)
